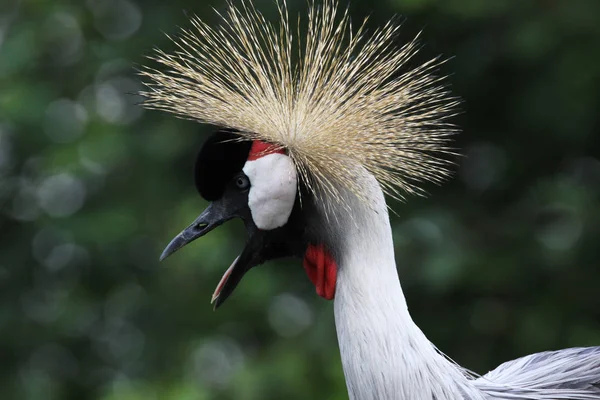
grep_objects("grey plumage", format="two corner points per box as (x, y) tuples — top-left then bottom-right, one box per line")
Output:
(474, 347), (600, 399)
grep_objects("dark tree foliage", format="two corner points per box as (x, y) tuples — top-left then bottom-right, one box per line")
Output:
(0, 0), (599, 399)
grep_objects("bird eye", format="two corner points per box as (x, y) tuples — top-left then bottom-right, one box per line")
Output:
(235, 174), (250, 190)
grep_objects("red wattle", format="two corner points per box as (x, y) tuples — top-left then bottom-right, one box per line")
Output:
(247, 140), (285, 161)
(303, 243), (337, 300)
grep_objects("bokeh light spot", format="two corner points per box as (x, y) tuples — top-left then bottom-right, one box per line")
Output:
(42, 12), (85, 66)
(268, 293), (314, 338)
(188, 337), (245, 389)
(37, 173), (86, 217)
(90, 0), (142, 41)
(44, 99), (88, 143)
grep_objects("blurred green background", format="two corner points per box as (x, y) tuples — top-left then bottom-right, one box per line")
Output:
(1, 0), (599, 399)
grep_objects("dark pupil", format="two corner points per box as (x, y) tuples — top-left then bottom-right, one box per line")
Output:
(236, 176), (248, 189)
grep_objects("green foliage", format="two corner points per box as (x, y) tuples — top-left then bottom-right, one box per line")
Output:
(1, 0), (599, 399)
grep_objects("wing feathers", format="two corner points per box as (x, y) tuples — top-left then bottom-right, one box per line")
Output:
(475, 347), (600, 399)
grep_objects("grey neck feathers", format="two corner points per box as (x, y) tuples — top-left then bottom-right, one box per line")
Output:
(325, 170), (484, 400)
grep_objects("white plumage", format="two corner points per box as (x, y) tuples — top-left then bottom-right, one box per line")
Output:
(243, 153), (297, 229)
(142, 1), (600, 399)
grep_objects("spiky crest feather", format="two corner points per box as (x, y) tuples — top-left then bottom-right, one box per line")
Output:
(139, 0), (458, 206)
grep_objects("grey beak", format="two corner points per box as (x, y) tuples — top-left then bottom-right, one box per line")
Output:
(160, 203), (226, 261)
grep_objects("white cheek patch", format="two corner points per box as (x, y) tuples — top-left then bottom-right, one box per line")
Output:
(242, 153), (297, 230)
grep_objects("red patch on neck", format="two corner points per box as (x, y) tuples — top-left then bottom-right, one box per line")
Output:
(247, 140), (285, 161)
(303, 243), (337, 300)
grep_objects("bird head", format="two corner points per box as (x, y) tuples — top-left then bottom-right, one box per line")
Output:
(160, 130), (322, 308)
(141, 0), (457, 307)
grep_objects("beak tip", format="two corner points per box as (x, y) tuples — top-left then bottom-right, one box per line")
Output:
(211, 292), (226, 310)
(160, 236), (186, 262)
(159, 249), (172, 262)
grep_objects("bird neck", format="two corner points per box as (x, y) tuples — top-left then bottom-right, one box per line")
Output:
(328, 172), (481, 400)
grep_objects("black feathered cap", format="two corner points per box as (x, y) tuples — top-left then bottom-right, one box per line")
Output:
(194, 129), (253, 201)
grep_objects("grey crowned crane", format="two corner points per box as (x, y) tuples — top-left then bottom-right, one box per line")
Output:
(140, 1), (600, 399)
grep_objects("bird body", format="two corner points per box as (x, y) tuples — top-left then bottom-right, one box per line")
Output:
(141, 1), (600, 398)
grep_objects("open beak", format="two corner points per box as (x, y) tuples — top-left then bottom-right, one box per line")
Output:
(160, 200), (268, 309)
